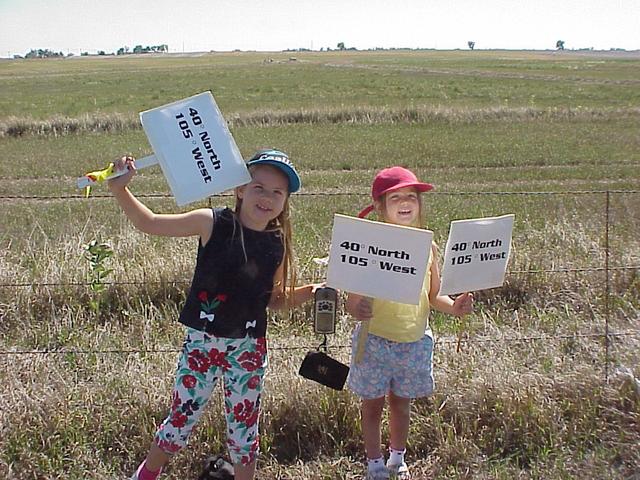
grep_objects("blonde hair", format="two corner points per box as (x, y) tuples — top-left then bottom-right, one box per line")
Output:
(234, 164), (296, 307)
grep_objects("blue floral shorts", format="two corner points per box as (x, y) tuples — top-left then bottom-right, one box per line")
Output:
(348, 326), (434, 399)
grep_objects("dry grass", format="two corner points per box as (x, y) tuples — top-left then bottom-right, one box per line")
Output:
(1, 328), (638, 479)
(0, 113), (139, 138)
(2, 106), (639, 138)
(0, 213), (638, 479)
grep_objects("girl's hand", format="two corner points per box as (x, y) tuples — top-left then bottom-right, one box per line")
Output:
(310, 282), (327, 295)
(354, 297), (373, 321)
(108, 155), (136, 191)
(452, 292), (474, 317)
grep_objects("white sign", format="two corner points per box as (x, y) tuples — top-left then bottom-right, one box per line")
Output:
(439, 214), (514, 296)
(326, 214), (433, 304)
(139, 91), (251, 206)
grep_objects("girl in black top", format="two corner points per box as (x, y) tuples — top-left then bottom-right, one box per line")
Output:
(109, 149), (319, 480)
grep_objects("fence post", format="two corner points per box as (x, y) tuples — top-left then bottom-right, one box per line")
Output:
(604, 190), (611, 382)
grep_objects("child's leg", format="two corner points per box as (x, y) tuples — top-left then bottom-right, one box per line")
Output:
(387, 332), (434, 451)
(139, 442), (171, 474)
(233, 461), (257, 480)
(134, 329), (223, 477)
(388, 392), (411, 451)
(361, 396), (386, 460)
(222, 336), (267, 479)
(348, 331), (394, 474)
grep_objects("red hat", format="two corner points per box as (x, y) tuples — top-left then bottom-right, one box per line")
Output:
(358, 166), (433, 218)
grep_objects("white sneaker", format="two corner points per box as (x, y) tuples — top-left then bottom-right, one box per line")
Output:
(387, 461), (411, 480)
(366, 464), (391, 480)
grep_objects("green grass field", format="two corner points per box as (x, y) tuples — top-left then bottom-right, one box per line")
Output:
(0, 50), (638, 480)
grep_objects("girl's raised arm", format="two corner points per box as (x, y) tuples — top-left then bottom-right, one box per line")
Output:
(108, 156), (214, 241)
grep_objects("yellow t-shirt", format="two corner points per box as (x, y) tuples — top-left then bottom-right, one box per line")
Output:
(368, 253), (433, 343)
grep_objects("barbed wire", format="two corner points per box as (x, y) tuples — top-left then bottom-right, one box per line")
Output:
(1, 330), (637, 357)
(1, 188), (638, 375)
(0, 189), (639, 201)
(0, 279), (189, 288)
(0, 265), (637, 289)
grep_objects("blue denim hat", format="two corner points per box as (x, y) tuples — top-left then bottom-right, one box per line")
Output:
(246, 149), (301, 193)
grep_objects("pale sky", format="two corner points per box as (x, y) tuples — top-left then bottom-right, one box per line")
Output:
(1, 0), (639, 57)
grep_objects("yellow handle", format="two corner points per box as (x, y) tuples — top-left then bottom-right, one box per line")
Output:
(79, 163), (114, 197)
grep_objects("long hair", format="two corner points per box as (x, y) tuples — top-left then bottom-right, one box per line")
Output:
(233, 165), (296, 308)
(267, 197), (296, 308)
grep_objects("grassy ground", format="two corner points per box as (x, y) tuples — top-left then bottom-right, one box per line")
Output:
(0, 50), (638, 479)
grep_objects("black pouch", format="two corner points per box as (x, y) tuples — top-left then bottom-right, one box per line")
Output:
(298, 350), (349, 390)
(197, 454), (234, 480)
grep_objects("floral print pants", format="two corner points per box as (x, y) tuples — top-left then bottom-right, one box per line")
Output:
(155, 328), (267, 465)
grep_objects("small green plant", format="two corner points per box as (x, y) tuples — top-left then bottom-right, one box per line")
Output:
(83, 239), (114, 311)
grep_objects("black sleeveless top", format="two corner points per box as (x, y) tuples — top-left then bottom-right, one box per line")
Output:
(178, 207), (284, 338)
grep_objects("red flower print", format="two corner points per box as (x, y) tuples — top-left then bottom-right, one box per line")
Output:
(187, 349), (210, 373)
(247, 375), (260, 390)
(156, 438), (181, 454)
(255, 337), (267, 355)
(240, 455), (251, 466)
(245, 409), (259, 428)
(182, 375), (197, 389)
(171, 391), (182, 412)
(233, 399), (255, 423)
(238, 351), (262, 372)
(208, 348), (232, 370)
(170, 411), (188, 428)
(199, 291), (225, 315)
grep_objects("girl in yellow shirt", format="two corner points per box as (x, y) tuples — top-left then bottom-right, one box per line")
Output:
(346, 166), (473, 480)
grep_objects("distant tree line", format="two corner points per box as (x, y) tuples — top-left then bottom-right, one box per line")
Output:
(24, 49), (65, 58)
(117, 44), (169, 55)
(16, 41), (630, 59)
(17, 43), (169, 59)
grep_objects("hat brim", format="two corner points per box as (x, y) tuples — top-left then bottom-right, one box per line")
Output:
(246, 159), (301, 193)
(379, 181), (434, 197)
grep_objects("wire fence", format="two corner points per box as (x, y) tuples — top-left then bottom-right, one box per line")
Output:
(1, 189), (638, 381)
(1, 189), (638, 201)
